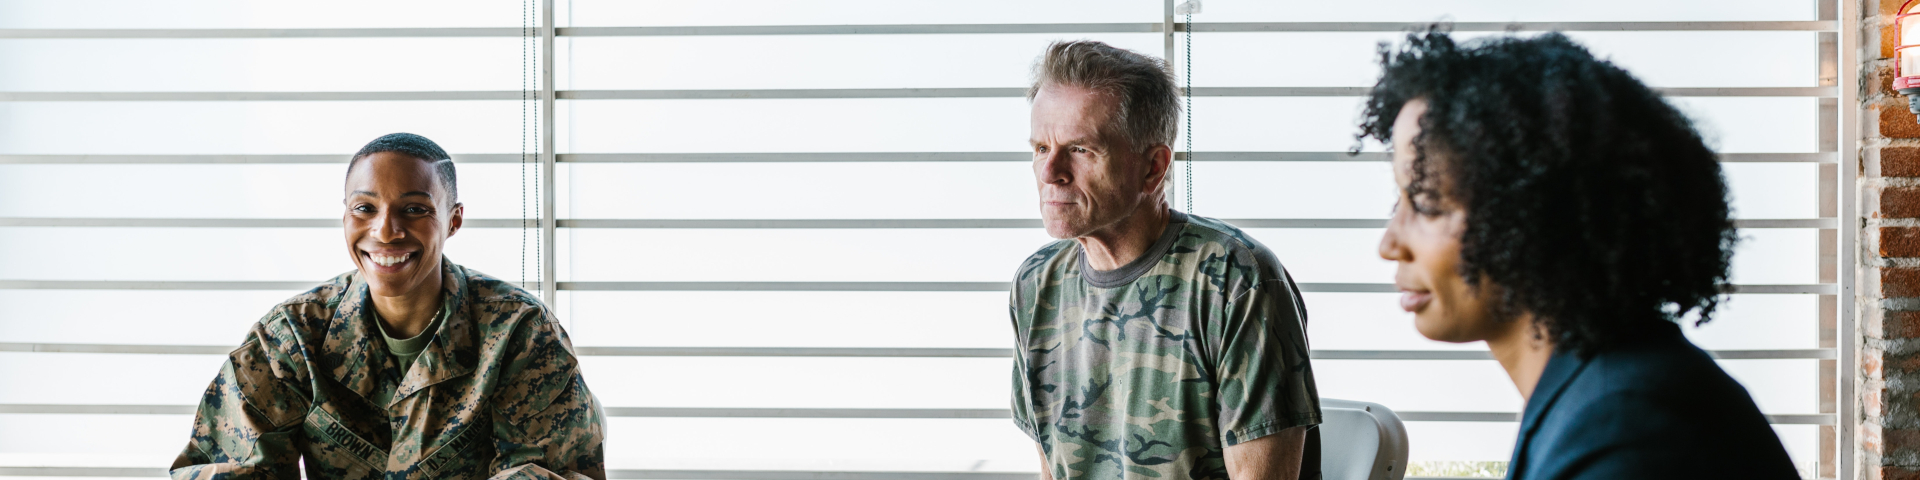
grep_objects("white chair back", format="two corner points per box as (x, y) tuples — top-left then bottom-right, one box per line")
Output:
(1318, 398), (1410, 480)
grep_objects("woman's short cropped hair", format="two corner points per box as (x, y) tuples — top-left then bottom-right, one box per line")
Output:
(347, 132), (459, 206)
(1356, 28), (1738, 357)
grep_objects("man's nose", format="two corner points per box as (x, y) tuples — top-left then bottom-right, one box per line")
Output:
(1037, 149), (1071, 184)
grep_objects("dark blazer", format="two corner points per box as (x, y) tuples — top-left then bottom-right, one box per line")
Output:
(1506, 321), (1799, 480)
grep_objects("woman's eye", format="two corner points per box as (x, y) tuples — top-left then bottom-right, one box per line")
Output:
(352, 205), (374, 214)
(1412, 199), (1443, 217)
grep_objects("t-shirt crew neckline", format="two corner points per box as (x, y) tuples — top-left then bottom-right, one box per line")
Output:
(1079, 210), (1189, 289)
(373, 305), (447, 368)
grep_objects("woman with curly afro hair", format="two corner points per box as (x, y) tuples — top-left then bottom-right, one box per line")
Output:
(1363, 29), (1799, 478)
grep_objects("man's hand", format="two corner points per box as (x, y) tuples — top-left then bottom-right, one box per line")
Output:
(1034, 443), (1055, 480)
(1223, 426), (1309, 480)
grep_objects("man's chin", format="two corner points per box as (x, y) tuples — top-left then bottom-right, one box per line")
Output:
(1043, 225), (1085, 240)
(1041, 218), (1087, 239)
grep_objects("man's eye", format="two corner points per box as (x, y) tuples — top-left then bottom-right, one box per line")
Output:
(1036, 146), (1049, 154)
(405, 206), (430, 215)
(352, 205), (375, 214)
(1072, 147), (1089, 154)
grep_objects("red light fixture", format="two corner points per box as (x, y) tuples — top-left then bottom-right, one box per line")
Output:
(1898, 0), (1920, 116)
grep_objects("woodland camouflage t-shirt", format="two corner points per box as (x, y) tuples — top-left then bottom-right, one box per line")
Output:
(1010, 211), (1321, 480)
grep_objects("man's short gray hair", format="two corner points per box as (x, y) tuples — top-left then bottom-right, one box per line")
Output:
(1028, 40), (1182, 150)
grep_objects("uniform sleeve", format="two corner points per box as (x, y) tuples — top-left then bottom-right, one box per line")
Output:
(169, 320), (310, 480)
(1211, 273), (1322, 446)
(487, 309), (607, 480)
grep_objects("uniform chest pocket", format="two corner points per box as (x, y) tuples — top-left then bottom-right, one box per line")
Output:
(302, 409), (390, 478)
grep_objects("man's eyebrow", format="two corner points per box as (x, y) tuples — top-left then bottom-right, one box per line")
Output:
(1033, 135), (1097, 147)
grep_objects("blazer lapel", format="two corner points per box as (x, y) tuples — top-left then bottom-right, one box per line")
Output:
(1507, 350), (1592, 479)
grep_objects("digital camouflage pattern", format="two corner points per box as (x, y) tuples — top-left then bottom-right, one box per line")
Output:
(1010, 211), (1321, 480)
(170, 259), (605, 480)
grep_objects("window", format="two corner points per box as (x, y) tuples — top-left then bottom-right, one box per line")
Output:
(0, 0), (1846, 478)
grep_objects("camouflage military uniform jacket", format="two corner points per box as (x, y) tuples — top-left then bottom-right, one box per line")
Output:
(1010, 211), (1321, 480)
(170, 260), (605, 480)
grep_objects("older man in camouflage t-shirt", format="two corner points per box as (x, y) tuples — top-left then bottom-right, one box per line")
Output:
(1010, 41), (1321, 480)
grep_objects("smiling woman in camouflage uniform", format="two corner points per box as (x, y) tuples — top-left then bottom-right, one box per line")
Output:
(168, 133), (605, 480)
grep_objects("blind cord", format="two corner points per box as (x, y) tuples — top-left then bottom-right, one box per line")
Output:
(520, 0), (532, 290)
(1184, 12), (1194, 214)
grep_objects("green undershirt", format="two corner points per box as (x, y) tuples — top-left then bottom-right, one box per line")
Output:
(371, 306), (446, 406)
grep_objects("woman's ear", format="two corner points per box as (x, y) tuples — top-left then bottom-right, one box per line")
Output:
(446, 203), (464, 238)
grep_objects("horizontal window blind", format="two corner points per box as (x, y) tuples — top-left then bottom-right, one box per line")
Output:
(0, 0), (1848, 478)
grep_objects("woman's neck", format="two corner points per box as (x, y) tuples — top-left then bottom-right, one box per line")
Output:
(1486, 313), (1555, 400)
(371, 269), (444, 339)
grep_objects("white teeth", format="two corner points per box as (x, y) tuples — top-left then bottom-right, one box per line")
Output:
(369, 253), (411, 267)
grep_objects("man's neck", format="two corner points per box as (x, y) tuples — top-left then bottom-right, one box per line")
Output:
(370, 262), (445, 339)
(1486, 313), (1555, 400)
(1076, 203), (1172, 271)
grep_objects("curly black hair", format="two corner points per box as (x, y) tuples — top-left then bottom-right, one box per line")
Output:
(1355, 28), (1738, 357)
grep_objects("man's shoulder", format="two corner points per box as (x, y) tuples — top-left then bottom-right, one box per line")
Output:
(1013, 239), (1080, 285)
(1176, 214), (1290, 288)
(1179, 215), (1278, 260)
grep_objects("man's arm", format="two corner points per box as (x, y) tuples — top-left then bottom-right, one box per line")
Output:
(1222, 426), (1309, 480)
(1034, 444), (1055, 480)
(169, 328), (308, 480)
(1211, 271), (1320, 480)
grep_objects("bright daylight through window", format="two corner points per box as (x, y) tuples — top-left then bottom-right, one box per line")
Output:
(0, 0), (1840, 479)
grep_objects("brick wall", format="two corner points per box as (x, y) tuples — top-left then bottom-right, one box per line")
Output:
(1864, 1), (1920, 478)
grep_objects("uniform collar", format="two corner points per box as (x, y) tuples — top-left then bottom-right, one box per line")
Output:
(393, 261), (477, 405)
(324, 258), (479, 407)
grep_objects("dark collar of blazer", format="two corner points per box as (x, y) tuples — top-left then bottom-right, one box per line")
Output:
(1497, 323), (1798, 480)
(1505, 344), (1593, 478)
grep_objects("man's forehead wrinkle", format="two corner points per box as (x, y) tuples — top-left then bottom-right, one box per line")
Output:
(1033, 128), (1101, 149)
(1032, 84), (1129, 153)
